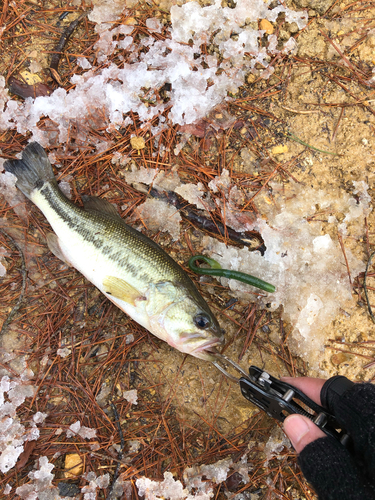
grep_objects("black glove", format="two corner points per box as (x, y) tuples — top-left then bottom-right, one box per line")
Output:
(298, 377), (375, 500)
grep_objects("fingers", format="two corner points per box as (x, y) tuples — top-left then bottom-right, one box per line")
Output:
(281, 377), (326, 453)
(283, 414), (326, 453)
(281, 376), (325, 406)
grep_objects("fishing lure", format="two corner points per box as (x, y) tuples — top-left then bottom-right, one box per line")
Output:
(188, 255), (275, 293)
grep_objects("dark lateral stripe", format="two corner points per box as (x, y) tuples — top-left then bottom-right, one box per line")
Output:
(38, 183), (217, 318)
(39, 183), (142, 277)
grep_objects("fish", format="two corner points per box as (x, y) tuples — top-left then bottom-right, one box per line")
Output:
(3, 142), (224, 360)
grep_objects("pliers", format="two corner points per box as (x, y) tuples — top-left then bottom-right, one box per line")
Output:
(212, 354), (350, 447)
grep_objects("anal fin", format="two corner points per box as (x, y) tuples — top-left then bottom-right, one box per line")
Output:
(103, 276), (145, 306)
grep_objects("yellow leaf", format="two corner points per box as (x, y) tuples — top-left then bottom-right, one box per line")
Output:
(64, 453), (83, 478)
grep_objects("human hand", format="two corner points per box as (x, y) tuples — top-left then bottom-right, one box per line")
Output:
(280, 375), (375, 500)
(282, 376), (326, 453)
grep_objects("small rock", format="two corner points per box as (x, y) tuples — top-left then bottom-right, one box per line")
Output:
(58, 482), (81, 497)
(64, 453), (83, 478)
(130, 136), (146, 151)
(331, 352), (352, 366)
(259, 19), (274, 35)
(124, 17), (137, 24)
(271, 144), (288, 155)
(286, 22), (299, 34)
(293, 0), (335, 15)
(247, 74), (256, 84)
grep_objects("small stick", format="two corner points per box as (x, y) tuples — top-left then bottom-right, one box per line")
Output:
(0, 229), (27, 337)
(145, 186), (265, 253)
(338, 232), (352, 289)
(50, 11), (89, 84)
(319, 30), (367, 79)
(365, 217), (370, 258)
(325, 346), (373, 360)
(239, 310), (266, 361)
(363, 359), (375, 369)
(331, 107), (344, 142)
(280, 105), (320, 115)
(106, 402), (125, 500)
(363, 251), (375, 324)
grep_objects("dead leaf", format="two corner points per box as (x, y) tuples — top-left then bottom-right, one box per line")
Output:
(16, 441), (36, 470)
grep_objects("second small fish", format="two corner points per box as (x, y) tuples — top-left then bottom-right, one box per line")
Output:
(4, 142), (224, 360)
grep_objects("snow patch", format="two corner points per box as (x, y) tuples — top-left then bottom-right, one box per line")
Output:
(137, 457), (234, 500)
(0, 1), (307, 151)
(201, 181), (370, 369)
(123, 389), (138, 405)
(135, 198), (181, 240)
(66, 420), (97, 440)
(0, 377), (38, 474)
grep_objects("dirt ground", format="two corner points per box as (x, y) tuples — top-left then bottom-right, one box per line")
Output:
(0, 0), (375, 498)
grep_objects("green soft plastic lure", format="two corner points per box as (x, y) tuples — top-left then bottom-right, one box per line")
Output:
(188, 255), (276, 293)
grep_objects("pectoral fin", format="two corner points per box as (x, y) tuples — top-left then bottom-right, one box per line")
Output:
(103, 276), (145, 305)
(46, 232), (72, 266)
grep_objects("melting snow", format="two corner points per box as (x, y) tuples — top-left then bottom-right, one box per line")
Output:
(201, 180), (370, 369)
(0, 0), (307, 151)
(66, 420), (97, 440)
(123, 389), (138, 405)
(0, 376), (38, 474)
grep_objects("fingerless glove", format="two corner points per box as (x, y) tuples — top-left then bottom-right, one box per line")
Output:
(298, 378), (375, 500)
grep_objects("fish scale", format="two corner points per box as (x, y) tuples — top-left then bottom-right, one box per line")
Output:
(37, 182), (180, 283)
(3, 142), (224, 360)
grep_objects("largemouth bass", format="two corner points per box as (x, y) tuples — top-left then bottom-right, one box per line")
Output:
(4, 142), (223, 360)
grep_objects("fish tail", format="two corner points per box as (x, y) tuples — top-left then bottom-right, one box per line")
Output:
(4, 142), (55, 199)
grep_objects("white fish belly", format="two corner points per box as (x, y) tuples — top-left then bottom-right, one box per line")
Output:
(58, 233), (153, 332)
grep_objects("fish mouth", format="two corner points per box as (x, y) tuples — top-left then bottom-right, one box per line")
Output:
(190, 339), (223, 360)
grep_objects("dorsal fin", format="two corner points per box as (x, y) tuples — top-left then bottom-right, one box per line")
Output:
(81, 195), (122, 222)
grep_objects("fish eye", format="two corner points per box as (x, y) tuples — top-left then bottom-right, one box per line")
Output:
(194, 313), (211, 329)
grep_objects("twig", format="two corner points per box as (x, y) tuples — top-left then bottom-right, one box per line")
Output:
(331, 107), (344, 142)
(338, 232), (352, 289)
(239, 310), (266, 361)
(363, 359), (375, 369)
(50, 11), (89, 84)
(280, 105), (320, 115)
(363, 251), (375, 324)
(365, 217), (370, 258)
(324, 346), (373, 360)
(319, 29), (368, 80)
(136, 185), (266, 254)
(106, 402), (125, 500)
(0, 229), (27, 337)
